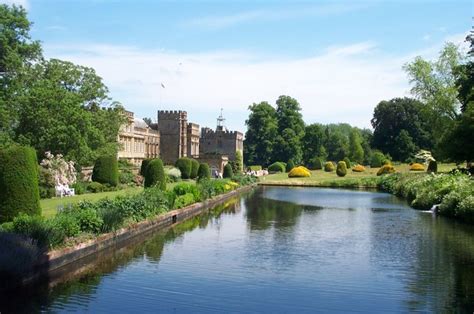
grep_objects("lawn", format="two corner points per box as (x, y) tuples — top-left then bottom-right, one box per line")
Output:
(40, 181), (193, 218)
(259, 163), (457, 187)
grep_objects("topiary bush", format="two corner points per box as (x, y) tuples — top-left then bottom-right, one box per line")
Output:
(336, 161), (347, 177)
(308, 157), (323, 170)
(190, 159), (200, 179)
(144, 158), (166, 190)
(343, 157), (351, 169)
(92, 155), (119, 187)
(324, 162), (335, 172)
(175, 158), (192, 179)
(352, 165), (366, 172)
(268, 162), (286, 173)
(370, 151), (388, 168)
(288, 166), (311, 178)
(409, 163), (425, 171)
(377, 164), (396, 176)
(0, 146), (41, 223)
(286, 160), (295, 173)
(197, 163), (211, 182)
(427, 160), (438, 173)
(223, 163), (234, 178)
(140, 159), (151, 176)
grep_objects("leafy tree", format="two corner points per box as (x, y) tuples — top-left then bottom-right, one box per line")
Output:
(348, 129), (364, 164)
(325, 130), (349, 161)
(371, 97), (433, 161)
(392, 130), (417, 162)
(302, 123), (326, 164)
(455, 61), (474, 113)
(244, 102), (277, 167)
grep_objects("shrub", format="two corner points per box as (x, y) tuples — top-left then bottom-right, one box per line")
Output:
(268, 162), (286, 173)
(92, 155), (119, 187)
(427, 160), (438, 173)
(50, 214), (81, 238)
(140, 159), (151, 176)
(87, 182), (105, 193)
(370, 151), (388, 168)
(308, 157), (323, 170)
(71, 181), (87, 195)
(174, 193), (196, 209)
(190, 159), (200, 179)
(288, 166), (311, 178)
(12, 214), (51, 247)
(175, 158), (192, 179)
(234, 150), (243, 174)
(0, 145), (41, 223)
(410, 163), (425, 171)
(164, 166), (181, 182)
(119, 170), (135, 184)
(173, 182), (201, 201)
(286, 160), (295, 173)
(232, 174), (257, 186)
(352, 165), (366, 172)
(197, 163), (211, 182)
(144, 159), (166, 190)
(377, 164), (396, 176)
(343, 157), (351, 169)
(248, 165), (262, 171)
(336, 161), (347, 177)
(223, 163), (234, 178)
(324, 162), (335, 172)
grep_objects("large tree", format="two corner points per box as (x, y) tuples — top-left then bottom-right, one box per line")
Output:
(244, 101), (278, 166)
(302, 123), (325, 164)
(371, 97), (433, 161)
(348, 129), (364, 164)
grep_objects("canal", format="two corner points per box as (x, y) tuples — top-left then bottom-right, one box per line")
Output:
(2, 186), (474, 312)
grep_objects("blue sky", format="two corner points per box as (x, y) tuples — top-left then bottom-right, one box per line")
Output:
(2, 0), (472, 132)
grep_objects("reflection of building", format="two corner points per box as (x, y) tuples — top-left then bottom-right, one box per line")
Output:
(118, 111), (160, 166)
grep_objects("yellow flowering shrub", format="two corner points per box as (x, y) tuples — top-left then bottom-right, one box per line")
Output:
(288, 166), (311, 178)
(409, 163), (425, 171)
(352, 165), (366, 172)
(377, 164), (396, 176)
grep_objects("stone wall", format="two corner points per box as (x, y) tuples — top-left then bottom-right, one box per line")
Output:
(158, 110), (188, 165)
(199, 127), (243, 160)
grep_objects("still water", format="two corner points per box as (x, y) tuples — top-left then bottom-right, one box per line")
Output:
(2, 187), (474, 313)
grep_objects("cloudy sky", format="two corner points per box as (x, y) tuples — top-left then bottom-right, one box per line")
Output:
(2, 0), (471, 132)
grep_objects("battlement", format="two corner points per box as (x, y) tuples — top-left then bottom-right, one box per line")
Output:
(157, 110), (187, 121)
(201, 127), (242, 138)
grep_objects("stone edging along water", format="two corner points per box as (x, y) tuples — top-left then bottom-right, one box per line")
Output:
(22, 184), (256, 286)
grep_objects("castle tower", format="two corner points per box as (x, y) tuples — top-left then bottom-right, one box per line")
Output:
(157, 110), (188, 164)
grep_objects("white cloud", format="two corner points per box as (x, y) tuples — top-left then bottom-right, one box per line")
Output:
(0, 0), (28, 8)
(42, 33), (468, 133)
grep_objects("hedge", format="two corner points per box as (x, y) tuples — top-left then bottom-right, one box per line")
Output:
(175, 158), (192, 179)
(144, 159), (166, 190)
(288, 166), (311, 178)
(308, 157), (323, 170)
(343, 157), (351, 169)
(268, 162), (286, 173)
(377, 164), (396, 176)
(197, 163), (211, 182)
(352, 165), (366, 172)
(92, 155), (119, 186)
(409, 163), (425, 171)
(370, 151), (388, 168)
(140, 159), (152, 176)
(223, 163), (234, 178)
(286, 160), (295, 173)
(336, 161), (347, 177)
(0, 146), (41, 223)
(427, 160), (437, 173)
(324, 162), (335, 172)
(190, 159), (200, 179)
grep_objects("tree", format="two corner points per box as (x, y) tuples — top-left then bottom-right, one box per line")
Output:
(392, 130), (417, 162)
(371, 97), (433, 160)
(302, 124), (326, 164)
(348, 129), (364, 164)
(273, 128), (303, 164)
(244, 102), (277, 167)
(325, 130), (349, 161)
(234, 150), (243, 174)
(455, 61), (474, 113)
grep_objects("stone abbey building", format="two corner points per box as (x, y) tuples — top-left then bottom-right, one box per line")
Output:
(118, 109), (243, 173)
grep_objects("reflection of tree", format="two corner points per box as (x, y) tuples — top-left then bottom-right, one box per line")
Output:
(1, 196), (242, 312)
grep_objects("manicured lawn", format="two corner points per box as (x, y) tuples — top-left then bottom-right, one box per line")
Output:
(259, 163), (457, 187)
(40, 181), (194, 218)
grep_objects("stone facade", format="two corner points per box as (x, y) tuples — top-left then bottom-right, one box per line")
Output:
(157, 110), (190, 165)
(199, 126), (243, 161)
(118, 111), (160, 166)
(187, 123), (200, 158)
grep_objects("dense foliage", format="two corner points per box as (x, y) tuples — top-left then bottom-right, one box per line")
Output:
(140, 159), (151, 176)
(377, 164), (395, 176)
(197, 163), (211, 182)
(190, 159), (199, 179)
(144, 159), (166, 190)
(336, 161), (347, 177)
(223, 163), (234, 178)
(286, 160), (295, 173)
(175, 158), (192, 179)
(324, 162), (335, 172)
(0, 146), (41, 222)
(268, 162), (286, 173)
(92, 156), (119, 187)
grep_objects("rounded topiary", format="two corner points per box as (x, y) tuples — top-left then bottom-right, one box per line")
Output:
(343, 157), (351, 169)
(92, 155), (119, 186)
(352, 165), (366, 172)
(324, 162), (335, 172)
(223, 163), (234, 178)
(268, 162), (286, 173)
(427, 160), (437, 173)
(409, 163), (425, 171)
(197, 163), (211, 182)
(370, 151), (387, 168)
(336, 161), (347, 177)
(377, 164), (396, 176)
(0, 146), (41, 222)
(190, 159), (199, 179)
(309, 157), (323, 170)
(144, 159), (166, 190)
(140, 159), (151, 176)
(175, 158), (192, 179)
(286, 160), (295, 173)
(288, 166), (311, 178)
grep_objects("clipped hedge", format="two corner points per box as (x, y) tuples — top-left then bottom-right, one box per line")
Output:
(92, 155), (119, 187)
(0, 146), (41, 223)
(197, 163), (211, 182)
(377, 164), (396, 176)
(308, 157), (323, 170)
(144, 158), (166, 190)
(190, 159), (200, 179)
(286, 160), (295, 173)
(268, 162), (286, 173)
(343, 157), (351, 169)
(288, 166), (311, 178)
(223, 163), (234, 178)
(352, 165), (366, 172)
(175, 158), (192, 179)
(410, 163), (425, 171)
(140, 159), (152, 176)
(336, 161), (347, 177)
(324, 162), (335, 172)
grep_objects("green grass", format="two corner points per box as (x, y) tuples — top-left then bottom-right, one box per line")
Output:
(40, 181), (194, 218)
(259, 163), (457, 188)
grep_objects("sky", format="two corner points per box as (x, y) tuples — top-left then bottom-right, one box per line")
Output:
(2, 0), (472, 132)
